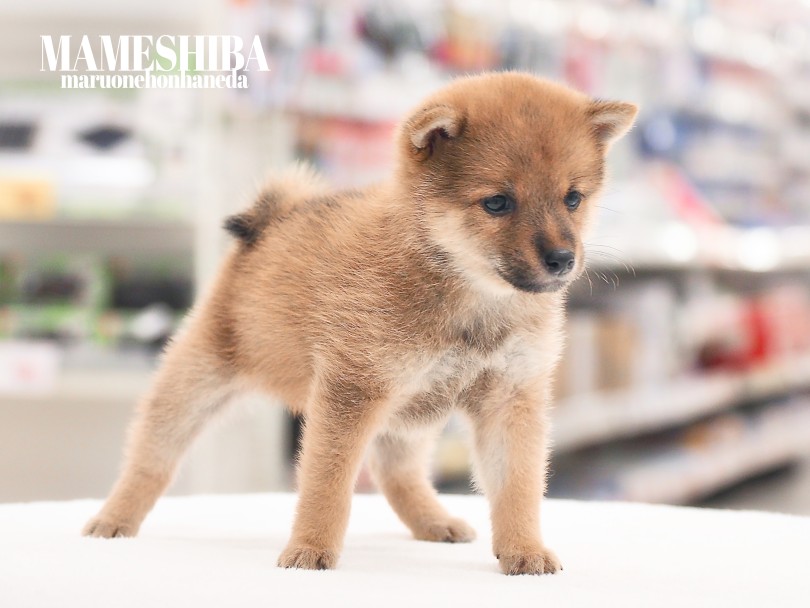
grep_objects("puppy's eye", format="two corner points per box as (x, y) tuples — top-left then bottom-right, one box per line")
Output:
(564, 190), (583, 211)
(481, 194), (515, 216)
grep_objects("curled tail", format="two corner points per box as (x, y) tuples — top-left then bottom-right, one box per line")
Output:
(224, 164), (328, 246)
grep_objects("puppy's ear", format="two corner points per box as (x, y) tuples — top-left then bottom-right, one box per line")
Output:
(588, 100), (638, 146)
(406, 104), (463, 156)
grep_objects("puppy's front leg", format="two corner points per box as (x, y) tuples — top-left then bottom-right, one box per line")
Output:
(469, 381), (561, 575)
(278, 378), (386, 570)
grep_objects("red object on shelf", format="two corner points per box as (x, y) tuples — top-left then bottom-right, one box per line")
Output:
(698, 286), (810, 373)
(651, 164), (725, 226)
(744, 299), (771, 365)
(305, 49), (347, 76)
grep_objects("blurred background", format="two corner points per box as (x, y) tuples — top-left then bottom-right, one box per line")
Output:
(2, 0), (810, 514)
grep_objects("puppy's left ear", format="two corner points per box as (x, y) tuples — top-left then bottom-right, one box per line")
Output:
(406, 104), (464, 157)
(588, 100), (638, 147)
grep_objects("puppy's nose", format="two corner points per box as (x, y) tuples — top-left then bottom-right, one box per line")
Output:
(543, 249), (575, 276)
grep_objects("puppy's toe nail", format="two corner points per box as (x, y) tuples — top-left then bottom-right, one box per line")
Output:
(499, 547), (561, 575)
(416, 517), (476, 543)
(278, 545), (337, 570)
(82, 517), (135, 539)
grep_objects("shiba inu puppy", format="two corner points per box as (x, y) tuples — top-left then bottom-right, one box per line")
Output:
(84, 72), (636, 575)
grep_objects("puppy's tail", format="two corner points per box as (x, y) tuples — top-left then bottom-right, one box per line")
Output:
(224, 163), (328, 246)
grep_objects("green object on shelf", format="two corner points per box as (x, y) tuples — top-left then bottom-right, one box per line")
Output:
(0, 259), (12, 306)
(6, 303), (97, 341)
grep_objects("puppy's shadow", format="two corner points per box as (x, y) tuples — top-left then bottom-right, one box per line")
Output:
(154, 534), (287, 553)
(348, 534), (500, 576)
(152, 532), (499, 575)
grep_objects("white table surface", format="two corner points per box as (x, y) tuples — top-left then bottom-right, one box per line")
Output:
(2, 493), (808, 607)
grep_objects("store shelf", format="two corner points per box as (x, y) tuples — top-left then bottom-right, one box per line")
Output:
(2, 367), (155, 403)
(0, 0), (199, 20)
(552, 354), (810, 453)
(587, 225), (810, 273)
(0, 219), (193, 255)
(611, 401), (810, 504)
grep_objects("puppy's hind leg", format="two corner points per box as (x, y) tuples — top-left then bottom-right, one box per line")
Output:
(83, 336), (237, 538)
(369, 428), (476, 543)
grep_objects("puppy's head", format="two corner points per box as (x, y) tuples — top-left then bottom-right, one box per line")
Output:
(396, 72), (637, 296)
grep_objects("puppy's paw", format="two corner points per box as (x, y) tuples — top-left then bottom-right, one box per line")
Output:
(414, 516), (476, 543)
(277, 544), (338, 570)
(82, 516), (137, 539)
(497, 546), (561, 575)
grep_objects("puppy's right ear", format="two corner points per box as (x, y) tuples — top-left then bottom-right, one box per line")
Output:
(588, 100), (638, 147)
(406, 104), (463, 158)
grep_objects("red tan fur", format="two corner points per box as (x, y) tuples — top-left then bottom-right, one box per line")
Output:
(84, 72), (637, 575)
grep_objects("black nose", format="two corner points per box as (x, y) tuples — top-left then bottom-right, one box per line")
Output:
(543, 249), (575, 276)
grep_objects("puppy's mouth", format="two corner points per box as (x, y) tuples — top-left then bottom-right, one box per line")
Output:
(495, 267), (568, 294)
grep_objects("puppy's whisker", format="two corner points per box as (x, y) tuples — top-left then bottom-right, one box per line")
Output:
(589, 252), (632, 271)
(584, 242), (626, 253)
(583, 268), (594, 295)
(585, 249), (635, 276)
(594, 205), (624, 215)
